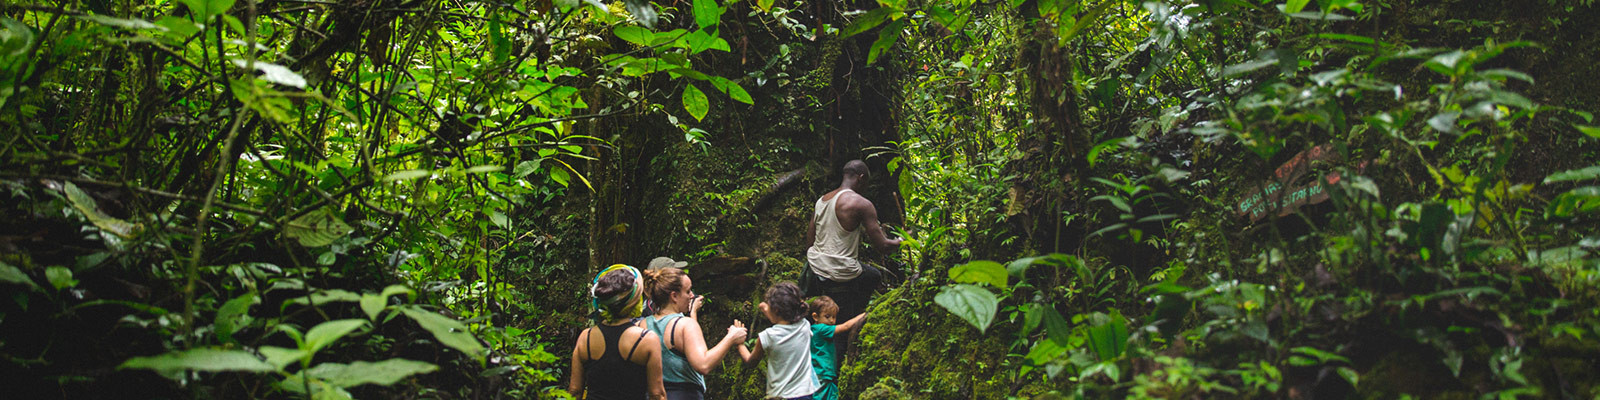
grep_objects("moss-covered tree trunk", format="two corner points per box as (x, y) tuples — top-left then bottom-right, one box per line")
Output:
(1006, 0), (1088, 254)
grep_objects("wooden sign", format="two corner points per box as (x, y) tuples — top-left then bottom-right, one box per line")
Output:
(1235, 144), (1344, 221)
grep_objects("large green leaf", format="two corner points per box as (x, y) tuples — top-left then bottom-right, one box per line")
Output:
(215, 292), (257, 343)
(120, 348), (274, 374)
(692, 0), (724, 29)
(303, 359), (439, 388)
(949, 260), (1007, 289)
(1549, 187), (1600, 217)
(866, 19), (904, 65)
(934, 284), (998, 333)
(284, 208), (354, 247)
(44, 266), (76, 290)
(178, 0), (237, 21)
(1083, 311), (1130, 361)
(682, 83), (709, 121)
(0, 261), (38, 291)
(1283, 0), (1311, 14)
(304, 319), (369, 355)
(231, 60), (307, 88)
(61, 182), (139, 238)
(614, 25), (655, 47)
(1042, 306), (1071, 346)
(260, 346), (306, 370)
(78, 15), (161, 30)
(708, 76), (753, 104)
(1545, 166), (1600, 184)
(401, 306), (486, 361)
(840, 8), (895, 38)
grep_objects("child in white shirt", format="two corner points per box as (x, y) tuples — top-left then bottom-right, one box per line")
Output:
(738, 282), (820, 399)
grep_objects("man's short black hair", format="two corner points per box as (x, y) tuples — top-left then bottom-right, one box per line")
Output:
(843, 160), (869, 177)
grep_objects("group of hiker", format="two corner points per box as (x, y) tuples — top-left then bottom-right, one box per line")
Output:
(568, 160), (902, 400)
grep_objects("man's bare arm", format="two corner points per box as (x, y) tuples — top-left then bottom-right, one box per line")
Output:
(855, 196), (902, 250)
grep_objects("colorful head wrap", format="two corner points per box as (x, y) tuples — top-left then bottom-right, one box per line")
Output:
(590, 264), (644, 321)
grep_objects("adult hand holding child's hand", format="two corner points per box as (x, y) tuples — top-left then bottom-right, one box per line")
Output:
(726, 319), (748, 343)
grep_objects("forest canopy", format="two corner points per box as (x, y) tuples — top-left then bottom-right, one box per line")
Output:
(1, 0), (1598, 398)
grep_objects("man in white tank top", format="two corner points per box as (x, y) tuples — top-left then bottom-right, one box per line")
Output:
(802, 160), (902, 323)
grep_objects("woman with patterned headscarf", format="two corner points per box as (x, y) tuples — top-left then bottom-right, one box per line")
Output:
(569, 265), (667, 400)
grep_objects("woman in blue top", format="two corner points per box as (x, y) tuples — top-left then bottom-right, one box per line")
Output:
(640, 266), (748, 400)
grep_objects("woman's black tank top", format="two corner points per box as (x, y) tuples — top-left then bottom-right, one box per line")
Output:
(581, 323), (649, 399)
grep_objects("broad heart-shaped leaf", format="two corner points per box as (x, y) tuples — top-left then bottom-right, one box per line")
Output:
(682, 83), (709, 121)
(757, 0), (775, 12)
(303, 359), (439, 388)
(692, 0), (724, 29)
(935, 284), (998, 333)
(120, 348), (274, 374)
(284, 207), (354, 247)
(613, 25), (654, 47)
(400, 306), (486, 362)
(304, 319), (369, 355)
(948, 260), (1007, 289)
(0, 261), (39, 291)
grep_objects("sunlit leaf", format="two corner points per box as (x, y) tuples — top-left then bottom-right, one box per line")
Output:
(1284, 0), (1311, 14)
(692, 0), (724, 30)
(948, 260), (1007, 289)
(61, 182), (140, 238)
(216, 292), (257, 343)
(867, 20), (904, 65)
(841, 8), (895, 38)
(44, 266), (76, 290)
(400, 306), (486, 362)
(304, 319), (368, 355)
(934, 284), (998, 333)
(1574, 124), (1600, 139)
(79, 15), (163, 30)
(284, 208), (354, 247)
(302, 359), (439, 388)
(260, 346), (306, 370)
(1544, 166), (1600, 184)
(614, 25), (655, 47)
(0, 261), (38, 291)
(383, 169), (431, 182)
(120, 348), (274, 374)
(682, 83), (709, 121)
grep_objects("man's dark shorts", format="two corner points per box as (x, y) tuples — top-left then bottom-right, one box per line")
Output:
(800, 261), (883, 322)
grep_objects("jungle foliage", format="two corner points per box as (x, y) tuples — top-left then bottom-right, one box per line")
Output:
(1, 0), (1598, 398)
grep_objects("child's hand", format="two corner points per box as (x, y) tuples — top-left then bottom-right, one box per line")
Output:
(690, 295), (705, 315)
(725, 319), (747, 343)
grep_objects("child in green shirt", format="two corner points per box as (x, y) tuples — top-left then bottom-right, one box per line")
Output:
(806, 296), (866, 400)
